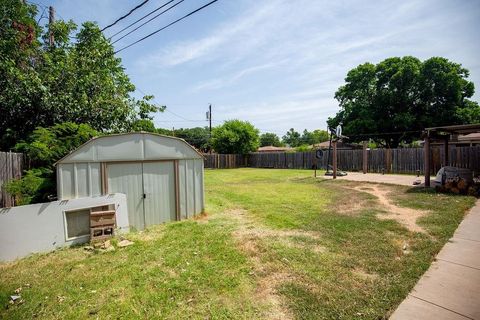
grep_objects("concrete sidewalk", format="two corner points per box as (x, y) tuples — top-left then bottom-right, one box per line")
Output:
(390, 199), (480, 320)
(321, 172), (435, 187)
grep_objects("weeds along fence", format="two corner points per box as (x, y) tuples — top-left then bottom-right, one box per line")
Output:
(0, 152), (24, 208)
(204, 146), (480, 175)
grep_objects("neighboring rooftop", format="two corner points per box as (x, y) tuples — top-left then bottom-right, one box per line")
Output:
(257, 146), (292, 152)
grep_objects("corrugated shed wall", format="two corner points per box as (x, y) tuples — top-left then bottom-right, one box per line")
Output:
(178, 159), (204, 219)
(57, 163), (101, 200)
(107, 163), (145, 230)
(143, 161), (176, 225)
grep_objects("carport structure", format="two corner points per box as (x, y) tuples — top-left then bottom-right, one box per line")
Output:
(423, 123), (480, 187)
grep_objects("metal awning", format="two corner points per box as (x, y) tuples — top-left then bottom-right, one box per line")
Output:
(425, 123), (480, 135)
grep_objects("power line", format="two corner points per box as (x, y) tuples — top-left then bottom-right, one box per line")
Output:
(108, 0), (176, 40)
(136, 87), (200, 122)
(101, 0), (150, 32)
(111, 0), (185, 45)
(114, 0), (220, 54)
(26, 0), (48, 9)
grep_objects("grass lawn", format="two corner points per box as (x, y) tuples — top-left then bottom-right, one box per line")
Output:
(0, 169), (476, 319)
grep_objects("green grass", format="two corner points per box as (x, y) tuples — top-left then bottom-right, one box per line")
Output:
(0, 168), (476, 319)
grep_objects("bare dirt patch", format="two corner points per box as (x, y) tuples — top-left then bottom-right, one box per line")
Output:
(351, 184), (428, 233)
(352, 268), (379, 282)
(226, 208), (325, 320)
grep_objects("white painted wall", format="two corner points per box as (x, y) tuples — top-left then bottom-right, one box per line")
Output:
(0, 193), (129, 262)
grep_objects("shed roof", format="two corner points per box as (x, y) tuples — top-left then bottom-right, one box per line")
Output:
(55, 132), (203, 165)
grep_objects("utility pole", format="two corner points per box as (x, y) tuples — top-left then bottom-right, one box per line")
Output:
(207, 104), (212, 135)
(206, 104), (212, 154)
(48, 6), (55, 47)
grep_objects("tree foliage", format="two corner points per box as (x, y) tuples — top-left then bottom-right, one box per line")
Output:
(4, 122), (98, 203)
(260, 133), (283, 147)
(282, 128), (301, 147)
(0, 0), (161, 150)
(328, 56), (479, 147)
(15, 122), (98, 167)
(211, 120), (259, 154)
(4, 168), (53, 205)
(174, 127), (211, 152)
(282, 129), (329, 147)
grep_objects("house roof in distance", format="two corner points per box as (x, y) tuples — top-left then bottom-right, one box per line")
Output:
(257, 146), (292, 152)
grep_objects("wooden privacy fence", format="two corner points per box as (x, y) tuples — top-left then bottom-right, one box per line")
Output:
(0, 152), (24, 208)
(204, 146), (480, 175)
(203, 154), (247, 169)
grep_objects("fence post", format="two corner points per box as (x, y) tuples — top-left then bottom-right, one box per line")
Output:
(333, 140), (337, 179)
(444, 136), (449, 166)
(424, 137), (430, 187)
(362, 141), (367, 174)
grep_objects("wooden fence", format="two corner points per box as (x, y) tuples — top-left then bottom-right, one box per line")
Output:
(0, 152), (24, 208)
(203, 154), (248, 169)
(204, 146), (480, 175)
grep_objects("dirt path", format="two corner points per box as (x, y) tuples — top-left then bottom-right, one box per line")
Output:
(353, 185), (428, 233)
(227, 209), (323, 320)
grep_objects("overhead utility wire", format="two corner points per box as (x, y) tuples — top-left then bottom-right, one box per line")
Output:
(111, 0), (185, 44)
(101, 0), (150, 32)
(108, 0), (175, 40)
(115, 0), (220, 53)
(136, 87), (198, 122)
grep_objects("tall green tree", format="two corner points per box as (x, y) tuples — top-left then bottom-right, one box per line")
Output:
(259, 132), (283, 147)
(328, 56), (479, 147)
(174, 127), (211, 152)
(211, 120), (259, 154)
(0, 0), (161, 150)
(311, 129), (329, 144)
(6, 122), (99, 203)
(282, 128), (301, 147)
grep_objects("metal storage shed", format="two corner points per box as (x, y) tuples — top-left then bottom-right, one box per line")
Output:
(55, 132), (204, 230)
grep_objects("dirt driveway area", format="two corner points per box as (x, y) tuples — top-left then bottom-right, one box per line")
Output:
(321, 172), (436, 187)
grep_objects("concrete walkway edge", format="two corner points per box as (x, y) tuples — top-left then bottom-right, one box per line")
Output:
(390, 199), (480, 320)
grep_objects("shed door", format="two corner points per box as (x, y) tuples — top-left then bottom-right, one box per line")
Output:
(106, 161), (176, 230)
(143, 162), (176, 225)
(107, 163), (145, 230)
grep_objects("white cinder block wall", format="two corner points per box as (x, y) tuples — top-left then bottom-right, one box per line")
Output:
(0, 194), (129, 262)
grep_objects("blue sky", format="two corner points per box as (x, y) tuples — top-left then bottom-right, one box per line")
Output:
(39, 0), (480, 136)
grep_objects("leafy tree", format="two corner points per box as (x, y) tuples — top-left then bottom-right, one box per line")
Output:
(15, 122), (98, 167)
(295, 144), (312, 152)
(154, 127), (210, 152)
(211, 120), (259, 154)
(311, 130), (329, 144)
(282, 128), (301, 147)
(131, 119), (157, 133)
(6, 122), (98, 202)
(260, 133), (283, 147)
(174, 127), (211, 152)
(328, 56), (479, 147)
(0, 0), (161, 150)
(4, 168), (53, 205)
